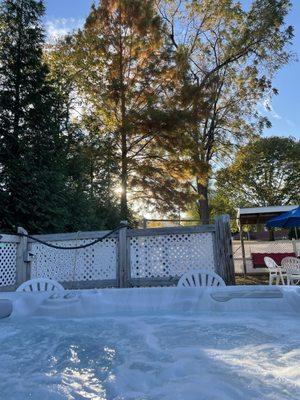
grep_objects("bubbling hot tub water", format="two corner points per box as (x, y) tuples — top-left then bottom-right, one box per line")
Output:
(0, 286), (300, 400)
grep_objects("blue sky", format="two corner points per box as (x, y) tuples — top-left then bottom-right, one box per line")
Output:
(44, 0), (300, 140)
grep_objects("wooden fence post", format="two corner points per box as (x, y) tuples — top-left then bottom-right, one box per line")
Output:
(16, 227), (29, 287)
(117, 221), (128, 288)
(214, 215), (235, 285)
(239, 227), (247, 277)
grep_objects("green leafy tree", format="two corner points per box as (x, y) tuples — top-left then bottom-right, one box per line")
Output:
(157, 0), (293, 223)
(45, 47), (122, 231)
(215, 136), (300, 208)
(62, 126), (121, 231)
(0, 0), (71, 233)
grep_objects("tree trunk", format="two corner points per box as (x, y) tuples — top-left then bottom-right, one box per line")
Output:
(118, 4), (128, 221)
(120, 128), (128, 220)
(197, 179), (210, 225)
(89, 159), (94, 200)
(268, 229), (275, 241)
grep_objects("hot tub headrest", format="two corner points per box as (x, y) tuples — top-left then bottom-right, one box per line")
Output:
(0, 299), (13, 319)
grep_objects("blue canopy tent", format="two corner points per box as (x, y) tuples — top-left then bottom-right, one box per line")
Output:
(266, 207), (300, 228)
(266, 207), (300, 239)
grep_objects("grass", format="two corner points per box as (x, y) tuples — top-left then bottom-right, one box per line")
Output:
(235, 274), (269, 285)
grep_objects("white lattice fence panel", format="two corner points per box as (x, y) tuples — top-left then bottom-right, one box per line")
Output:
(31, 238), (117, 282)
(130, 232), (215, 278)
(0, 242), (17, 287)
(244, 240), (294, 257)
(233, 241), (294, 259)
(232, 240), (296, 273)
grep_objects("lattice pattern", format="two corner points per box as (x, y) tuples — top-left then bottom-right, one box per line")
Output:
(233, 240), (294, 259)
(31, 238), (117, 282)
(130, 232), (215, 278)
(0, 243), (17, 287)
(232, 240), (296, 273)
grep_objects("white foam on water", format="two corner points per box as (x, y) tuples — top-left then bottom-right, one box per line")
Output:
(0, 311), (300, 400)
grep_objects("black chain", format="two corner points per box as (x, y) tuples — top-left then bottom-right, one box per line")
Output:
(15, 224), (128, 250)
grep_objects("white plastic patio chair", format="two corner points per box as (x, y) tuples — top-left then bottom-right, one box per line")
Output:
(281, 257), (300, 285)
(264, 256), (285, 285)
(16, 278), (64, 293)
(177, 269), (226, 288)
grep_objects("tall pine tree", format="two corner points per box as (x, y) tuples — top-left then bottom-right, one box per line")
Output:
(52, 0), (191, 221)
(0, 0), (68, 233)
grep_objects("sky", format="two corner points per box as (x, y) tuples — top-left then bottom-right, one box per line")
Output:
(44, 0), (300, 140)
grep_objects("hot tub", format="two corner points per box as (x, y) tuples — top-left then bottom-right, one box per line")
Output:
(0, 286), (300, 399)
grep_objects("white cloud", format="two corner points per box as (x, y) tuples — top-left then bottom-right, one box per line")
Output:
(258, 100), (297, 134)
(45, 18), (84, 41)
(262, 98), (282, 120)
